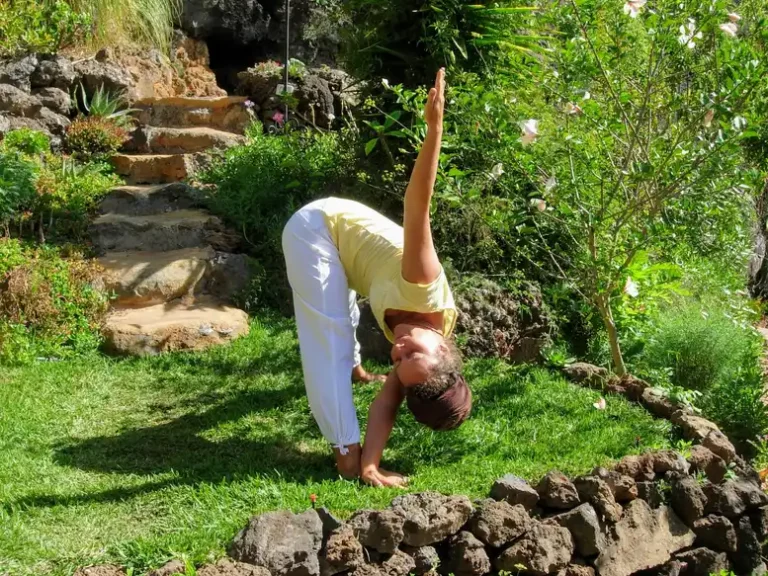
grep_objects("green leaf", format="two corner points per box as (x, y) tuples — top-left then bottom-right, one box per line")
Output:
(365, 139), (378, 156)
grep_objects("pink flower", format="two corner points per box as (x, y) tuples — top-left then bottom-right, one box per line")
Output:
(719, 22), (738, 37)
(272, 110), (285, 125)
(521, 119), (539, 146)
(593, 397), (607, 410)
(623, 0), (646, 18)
(728, 12), (741, 22)
(530, 198), (547, 212)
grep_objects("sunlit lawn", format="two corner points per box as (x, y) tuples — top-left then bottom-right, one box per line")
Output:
(0, 316), (672, 576)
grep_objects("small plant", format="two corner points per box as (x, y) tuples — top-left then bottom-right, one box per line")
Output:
(0, 129), (51, 157)
(64, 117), (128, 161)
(0, 0), (92, 56)
(74, 83), (138, 129)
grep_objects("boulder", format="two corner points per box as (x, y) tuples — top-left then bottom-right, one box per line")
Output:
(197, 560), (271, 576)
(316, 507), (343, 536)
(640, 388), (677, 419)
(469, 499), (531, 548)
(73, 59), (133, 98)
(615, 454), (655, 482)
(562, 362), (608, 389)
(732, 516), (764, 575)
(206, 252), (253, 302)
(594, 500), (695, 576)
(0, 84), (43, 116)
(701, 430), (736, 464)
(490, 474), (540, 510)
(347, 509), (405, 554)
(402, 546), (439, 575)
(636, 481), (664, 508)
(668, 473), (706, 526)
(650, 451), (690, 476)
(35, 107), (70, 136)
(390, 492), (473, 547)
(31, 55), (76, 91)
(687, 445), (727, 484)
(440, 531), (491, 576)
(294, 74), (335, 128)
(495, 522), (574, 576)
(573, 476), (622, 523)
(323, 527), (364, 576)
(379, 550), (417, 576)
(549, 503), (606, 557)
(703, 480), (768, 518)
(606, 374), (649, 401)
(454, 279), (551, 362)
(229, 509), (323, 576)
(591, 468), (638, 503)
(749, 505), (768, 539)
(672, 413), (720, 442)
(32, 87), (71, 116)
(537, 471), (580, 510)
(556, 566), (595, 576)
(674, 548), (730, 576)
(0, 54), (38, 92)
(692, 515), (737, 553)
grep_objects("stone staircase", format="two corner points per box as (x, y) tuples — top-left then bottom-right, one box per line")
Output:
(90, 96), (253, 356)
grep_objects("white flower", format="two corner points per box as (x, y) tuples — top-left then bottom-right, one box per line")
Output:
(732, 115), (747, 130)
(678, 19), (703, 49)
(521, 119), (539, 146)
(381, 78), (390, 88)
(327, 113), (336, 122)
(623, 0), (647, 18)
(624, 276), (639, 298)
(719, 22), (739, 37)
(703, 109), (715, 128)
(545, 176), (558, 193)
(530, 198), (547, 212)
(489, 163), (505, 181)
(583, 91), (591, 100)
(593, 397), (607, 410)
(564, 102), (583, 115)
(728, 12), (741, 22)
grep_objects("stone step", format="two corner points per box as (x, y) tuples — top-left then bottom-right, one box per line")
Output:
(132, 96), (251, 134)
(98, 248), (250, 307)
(98, 182), (205, 216)
(125, 126), (246, 154)
(111, 153), (202, 185)
(90, 210), (240, 254)
(103, 297), (249, 356)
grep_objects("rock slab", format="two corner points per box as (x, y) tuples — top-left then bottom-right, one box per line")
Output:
(390, 492), (473, 547)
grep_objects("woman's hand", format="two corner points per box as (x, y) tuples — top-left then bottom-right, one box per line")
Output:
(362, 465), (409, 488)
(424, 68), (445, 133)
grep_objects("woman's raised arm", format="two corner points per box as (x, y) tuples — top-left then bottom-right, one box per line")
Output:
(401, 69), (445, 285)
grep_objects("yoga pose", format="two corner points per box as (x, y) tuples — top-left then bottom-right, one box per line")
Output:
(282, 69), (471, 488)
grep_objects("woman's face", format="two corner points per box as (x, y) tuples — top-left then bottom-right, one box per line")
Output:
(391, 326), (444, 386)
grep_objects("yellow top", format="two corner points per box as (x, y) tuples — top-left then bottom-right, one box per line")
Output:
(320, 197), (457, 343)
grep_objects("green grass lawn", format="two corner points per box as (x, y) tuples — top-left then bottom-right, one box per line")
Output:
(0, 316), (672, 576)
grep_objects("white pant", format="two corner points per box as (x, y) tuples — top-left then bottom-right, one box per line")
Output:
(282, 199), (362, 453)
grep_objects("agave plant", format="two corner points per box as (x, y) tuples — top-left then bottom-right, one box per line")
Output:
(73, 83), (138, 129)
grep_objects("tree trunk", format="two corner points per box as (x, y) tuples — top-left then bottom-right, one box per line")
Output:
(597, 296), (627, 376)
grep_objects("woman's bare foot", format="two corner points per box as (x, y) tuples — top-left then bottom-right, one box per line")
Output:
(352, 365), (387, 384)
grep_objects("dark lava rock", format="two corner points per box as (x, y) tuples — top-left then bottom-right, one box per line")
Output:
(592, 467), (638, 503)
(703, 480), (768, 518)
(640, 388), (678, 419)
(495, 522), (574, 576)
(0, 54), (38, 92)
(687, 445), (727, 484)
(440, 531), (491, 576)
(636, 481), (664, 508)
(562, 362), (608, 389)
(573, 476), (622, 523)
(197, 560), (271, 576)
(732, 515), (764, 575)
(537, 471), (580, 510)
(672, 413), (720, 442)
(390, 492), (473, 547)
(650, 451), (690, 476)
(674, 548), (730, 576)
(347, 509), (404, 554)
(692, 515), (737, 553)
(469, 499), (531, 548)
(549, 503), (606, 557)
(701, 430), (736, 464)
(402, 546), (439, 575)
(31, 55), (76, 91)
(615, 454), (656, 482)
(379, 549), (417, 576)
(668, 473), (706, 526)
(490, 474), (540, 510)
(324, 527), (364, 575)
(454, 278), (551, 362)
(230, 509), (323, 576)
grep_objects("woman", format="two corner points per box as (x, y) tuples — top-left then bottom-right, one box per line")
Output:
(282, 69), (471, 488)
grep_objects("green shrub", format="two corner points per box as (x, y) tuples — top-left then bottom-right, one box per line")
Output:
(643, 302), (758, 393)
(0, 239), (109, 365)
(65, 117), (128, 161)
(198, 123), (355, 311)
(0, 151), (38, 232)
(0, 0), (92, 57)
(0, 128), (51, 156)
